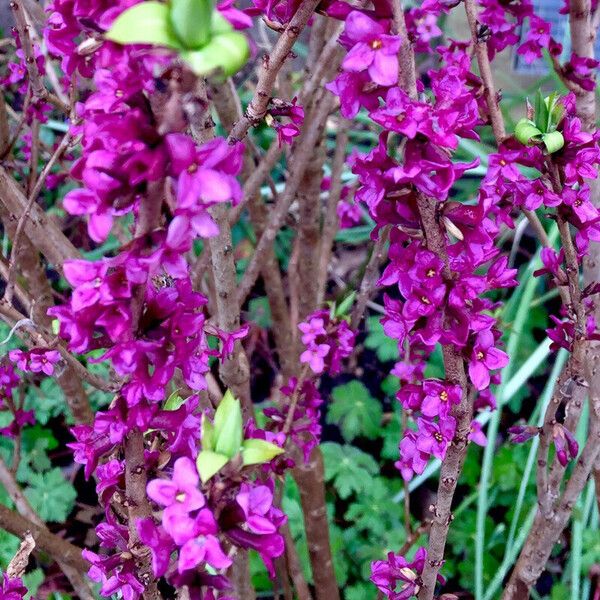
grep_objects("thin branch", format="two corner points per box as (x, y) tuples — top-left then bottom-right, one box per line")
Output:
(350, 227), (390, 330)
(463, 0), (506, 142)
(0, 166), (80, 273)
(9, 1), (69, 114)
(227, 0), (322, 143)
(4, 130), (74, 304)
(317, 120), (350, 306)
(236, 93), (336, 307)
(0, 457), (93, 598)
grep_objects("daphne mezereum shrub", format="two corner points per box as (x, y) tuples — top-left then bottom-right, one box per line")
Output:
(0, 0), (598, 598)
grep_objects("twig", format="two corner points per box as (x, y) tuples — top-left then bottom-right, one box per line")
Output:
(282, 522), (312, 600)
(0, 166), (80, 272)
(389, 0), (417, 98)
(0, 456), (93, 598)
(464, 0), (506, 143)
(4, 130), (73, 304)
(9, 1), (69, 114)
(227, 0), (322, 143)
(317, 120), (349, 305)
(350, 227), (390, 330)
(236, 93), (336, 307)
(123, 181), (164, 600)
(211, 80), (294, 376)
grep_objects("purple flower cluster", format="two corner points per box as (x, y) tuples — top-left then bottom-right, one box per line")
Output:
(9, 348), (61, 376)
(485, 94), (600, 351)
(298, 309), (355, 375)
(0, 572), (28, 600)
(371, 548), (444, 600)
(327, 26), (516, 483)
(140, 458), (286, 593)
(264, 377), (323, 463)
(40, 0), (292, 596)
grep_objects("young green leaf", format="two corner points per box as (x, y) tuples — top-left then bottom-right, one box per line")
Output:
(334, 291), (357, 318)
(196, 449), (229, 483)
(534, 89), (548, 133)
(182, 32), (249, 78)
(327, 381), (383, 441)
(105, 2), (183, 49)
(170, 0), (214, 49)
(365, 316), (399, 362)
(201, 413), (216, 451)
(241, 438), (285, 466)
(542, 130), (565, 154)
(213, 389), (243, 458)
(164, 389), (185, 411)
(514, 118), (542, 146)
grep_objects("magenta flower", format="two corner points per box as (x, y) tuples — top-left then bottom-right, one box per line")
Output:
(371, 547), (444, 600)
(137, 519), (176, 577)
(178, 536), (232, 574)
(341, 11), (401, 87)
(468, 421), (487, 446)
(300, 343), (330, 374)
(147, 457), (206, 515)
(0, 572), (29, 600)
(396, 431), (430, 481)
(415, 416), (456, 460)
(236, 485), (278, 534)
(468, 329), (509, 390)
(421, 380), (462, 418)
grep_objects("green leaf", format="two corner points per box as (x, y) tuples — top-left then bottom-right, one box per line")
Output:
(514, 118), (542, 146)
(105, 2), (183, 49)
(248, 297), (272, 328)
(25, 378), (68, 425)
(550, 99), (565, 128)
(164, 389), (185, 411)
(241, 438), (284, 466)
(364, 316), (398, 362)
(542, 130), (565, 154)
(211, 10), (234, 34)
(321, 442), (378, 499)
(345, 478), (404, 538)
(334, 291), (357, 318)
(196, 450), (229, 483)
(182, 31), (249, 78)
(0, 529), (20, 566)
(345, 583), (377, 600)
(381, 407), (401, 460)
(534, 89), (549, 133)
(24, 468), (76, 522)
(214, 390), (243, 458)
(201, 413), (216, 452)
(327, 381), (383, 441)
(213, 389), (243, 458)
(170, 0), (214, 48)
(22, 569), (44, 599)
